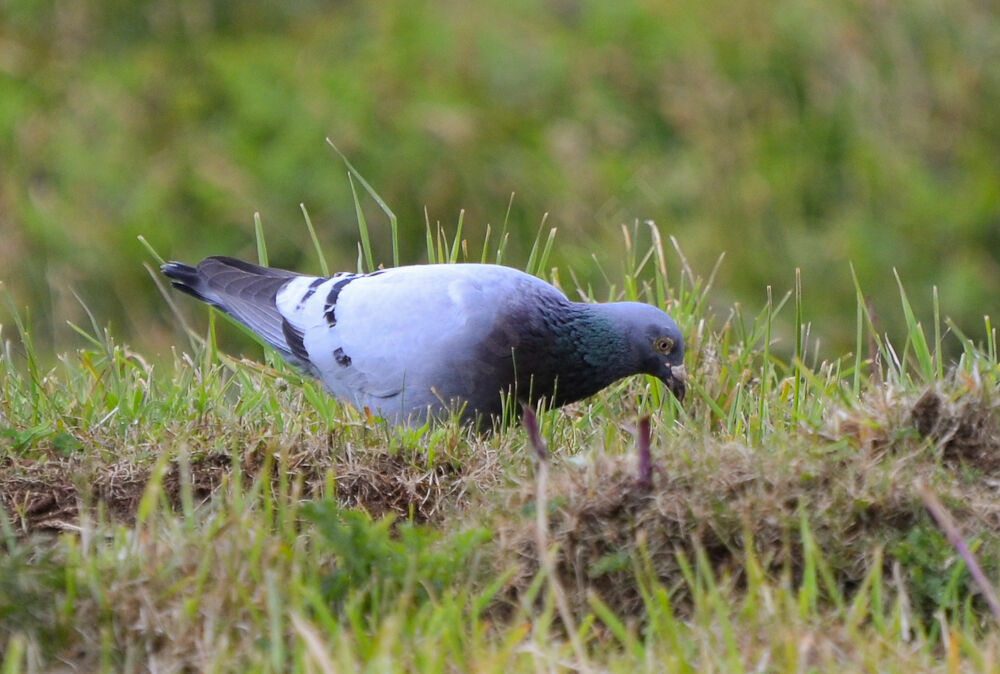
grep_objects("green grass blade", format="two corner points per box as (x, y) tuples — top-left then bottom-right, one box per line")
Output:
(327, 137), (399, 267)
(496, 192), (515, 265)
(347, 174), (375, 273)
(933, 285), (943, 380)
(850, 262), (886, 384)
(479, 223), (492, 264)
(524, 215), (554, 276)
(853, 271), (864, 397)
(254, 212), (269, 267)
(137, 235), (166, 266)
(2, 633), (26, 674)
(794, 267), (803, 417)
(757, 286), (772, 438)
(893, 268), (933, 381)
(587, 591), (642, 659)
(448, 210), (465, 263)
(424, 207), (437, 264)
(300, 203), (330, 277)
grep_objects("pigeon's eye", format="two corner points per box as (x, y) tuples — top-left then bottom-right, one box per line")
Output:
(654, 336), (674, 354)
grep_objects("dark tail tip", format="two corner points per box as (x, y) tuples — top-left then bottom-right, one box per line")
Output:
(161, 261), (196, 279)
(161, 261), (212, 303)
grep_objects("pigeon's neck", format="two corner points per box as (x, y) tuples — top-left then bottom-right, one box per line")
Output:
(568, 302), (638, 371)
(567, 298), (627, 338)
(523, 302), (639, 406)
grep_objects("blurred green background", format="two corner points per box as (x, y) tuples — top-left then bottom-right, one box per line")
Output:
(2, 0), (998, 359)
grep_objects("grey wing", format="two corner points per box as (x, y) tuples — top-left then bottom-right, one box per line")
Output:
(279, 264), (548, 418)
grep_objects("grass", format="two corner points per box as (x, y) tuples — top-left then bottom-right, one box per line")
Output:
(3, 191), (1000, 671)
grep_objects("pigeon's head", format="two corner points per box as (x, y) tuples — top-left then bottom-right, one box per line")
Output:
(606, 302), (687, 402)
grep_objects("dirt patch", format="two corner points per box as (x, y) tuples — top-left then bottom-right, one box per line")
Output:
(161, 452), (233, 507)
(911, 389), (1000, 472)
(1, 440), (500, 535)
(0, 455), (147, 533)
(0, 467), (81, 532)
(492, 439), (998, 622)
(494, 454), (793, 618)
(334, 452), (457, 522)
(827, 386), (1000, 472)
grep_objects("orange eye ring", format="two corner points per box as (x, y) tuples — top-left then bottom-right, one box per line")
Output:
(654, 336), (674, 354)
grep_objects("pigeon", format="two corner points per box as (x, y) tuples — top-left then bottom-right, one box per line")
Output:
(161, 256), (687, 425)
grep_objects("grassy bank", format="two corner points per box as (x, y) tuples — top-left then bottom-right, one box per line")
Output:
(2, 221), (1000, 670)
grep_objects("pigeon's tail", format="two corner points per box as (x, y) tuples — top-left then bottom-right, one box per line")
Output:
(162, 256), (301, 358)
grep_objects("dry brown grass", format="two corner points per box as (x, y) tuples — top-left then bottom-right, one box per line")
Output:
(0, 428), (505, 535)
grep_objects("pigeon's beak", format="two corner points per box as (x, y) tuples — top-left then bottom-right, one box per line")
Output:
(662, 363), (687, 403)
